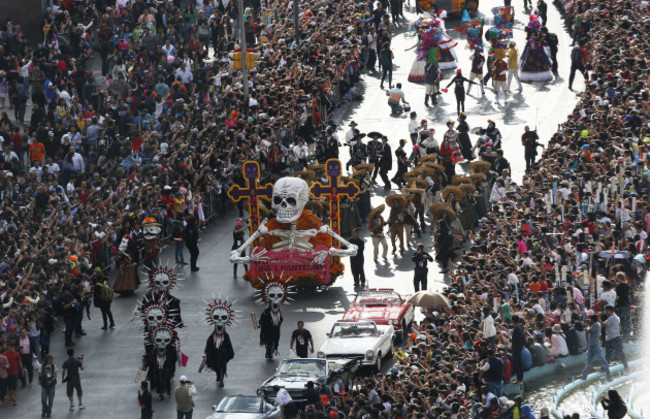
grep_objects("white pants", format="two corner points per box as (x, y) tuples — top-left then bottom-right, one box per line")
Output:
(467, 72), (484, 94)
(507, 68), (522, 91)
(372, 236), (388, 259)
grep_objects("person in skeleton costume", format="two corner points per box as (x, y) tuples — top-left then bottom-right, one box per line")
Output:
(142, 321), (178, 400)
(140, 266), (184, 328)
(229, 177), (358, 266)
(141, 218), (162, 270)
(201, 298), (236, 388)
(255, 279), (295, 361)
(113, 234), (141, 295)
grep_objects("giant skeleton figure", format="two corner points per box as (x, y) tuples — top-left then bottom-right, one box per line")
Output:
(229, 177), (358, 264)
(142, 321), (178, 401)
(201, 298), (236, 388)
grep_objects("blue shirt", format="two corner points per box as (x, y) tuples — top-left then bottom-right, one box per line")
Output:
(521, 347), (533, 370)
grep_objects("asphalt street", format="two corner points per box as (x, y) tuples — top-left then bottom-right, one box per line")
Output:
(11, 1), (581, 417)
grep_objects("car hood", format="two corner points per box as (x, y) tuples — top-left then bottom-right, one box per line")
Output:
(319, 336), (381, 355)
(207, 413), (267, 419)
(344, 305), (404, 323)
(259, 375), (321, 392)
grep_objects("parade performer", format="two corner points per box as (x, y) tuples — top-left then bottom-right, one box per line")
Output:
(424, 60), (440, 107)
(444, 69), (476, 116)
(113, 234), (140, 295)
(434, 10), (459, 70)
(492, 48), (509, 105)
(255, 278), (295, 361)
(484, 120), (503, 150)
(368, 205), (388, 261)
(139, 266), (184, 328)
(141, 218), (162, 270)
(466, 47), (486, 96)
(456, 113), (474, 162)
(519, 15), (553, 82)
(506, 42), (523, 92)
(201, 298), (236, 388)
(386, 195), (409, 255)
(143, 321), (178, 400)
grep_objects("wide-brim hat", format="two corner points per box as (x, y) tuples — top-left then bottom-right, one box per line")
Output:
(352, 168), (368, 178)
(348, 121), (358, 127)
(413, 178), (429, 189)
(429, 202), (457, 221)
(297, 169), (316, 180)
(470, 173), (487, 184)
(386, 194), (408, 208)
(442, 186), (463, 201)
(552, 324), (563, 333)
(309, 163), (326, 172)
(403, 182), (425, 194)
(354, 163), (374, 172)
(459, 184), (475, 195)
(368, 204), (385, 219)
(469, 161), (492, 174)
(423, 162), (445, 173)
(419, 154), (438, 163)
(452, 175), (473, 186)
(340, 176), (360, 186)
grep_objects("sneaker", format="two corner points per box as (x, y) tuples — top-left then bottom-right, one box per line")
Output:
(70, 404), (75, 411)
(79, 403), (85, 409)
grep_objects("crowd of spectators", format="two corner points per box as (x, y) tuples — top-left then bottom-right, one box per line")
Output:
(0, 0), (388, 408)
(290, 0), (649, 418)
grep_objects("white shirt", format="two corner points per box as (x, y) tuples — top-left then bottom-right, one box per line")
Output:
(408, 119), (419, 134)
(175, 67), (193, 84)
(29, 166), (43, 178)
(274, 388), (292, 406)
(58, 89), (72, 107)
(293, 145), (308, 160)
(507, 273), (520, 285)
(162, 44), (176, 57)
(482, 314), (496, 338)
(71, 152), (85, 173)
(601, 290), (616, 307)
(46, 162), (61, 176)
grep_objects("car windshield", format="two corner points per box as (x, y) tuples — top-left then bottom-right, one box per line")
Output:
(356, 292), (401, 306)
(216, 396), (262, 413)
(331, 322), (379, 337)
(278, 359), (327, 377)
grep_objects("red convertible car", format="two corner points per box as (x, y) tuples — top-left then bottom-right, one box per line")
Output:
(342, 289), (414, 341)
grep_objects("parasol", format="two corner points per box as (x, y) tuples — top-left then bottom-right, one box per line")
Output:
(407, 291), (451, 309)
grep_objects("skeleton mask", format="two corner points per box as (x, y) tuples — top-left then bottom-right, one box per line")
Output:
(143, 223), (161, 240)
(153, 328), (172, 354)
(149, 267), (176, 293)
(119, 236), (130, 254)
(143, 305), (166, 327)
(266, 284), (285, 312)
(210, 307), (229, 334)
(272, 177), (309, 223)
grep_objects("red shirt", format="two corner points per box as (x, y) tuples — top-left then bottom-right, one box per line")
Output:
(3, 350), (21, 375)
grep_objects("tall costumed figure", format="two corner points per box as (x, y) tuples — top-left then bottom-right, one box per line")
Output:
(255, 278), (296, 361)
(200, 297), (237, 388)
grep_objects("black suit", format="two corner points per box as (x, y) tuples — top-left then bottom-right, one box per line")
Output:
(349, 236), (366, 285)
(379, 142), (392, 189)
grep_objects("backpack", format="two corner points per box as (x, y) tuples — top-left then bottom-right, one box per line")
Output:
(99, 282), (114, 302)
(571, 47), (581, 62)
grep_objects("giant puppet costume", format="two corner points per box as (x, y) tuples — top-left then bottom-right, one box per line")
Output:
(139, 266), (184, 328)
(113, 234), (140, 295)
(141, 218), (162, 270)
(142, 321), (178, 400)
(200, 297), (236, 388)
(229, 177), (358, 265)
(255, 277), (296, 361)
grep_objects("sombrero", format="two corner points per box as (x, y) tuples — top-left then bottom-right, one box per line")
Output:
(469, 161), (492, 174)
(352, 168), (368, 178)
(413, 178), (429, 189)
(403, 170), (421, 182)
(459, 184), (475, 195)
(297, 169), (316, 180)
(470, 173), (486, 184)
(423, 162), (445, 173)
(309, 163), (326, 172)
(386, 194), (408, 208)
(452, 175), (473, 186)
(442, 186), (463, 202)
(368, 204), (385, 220)
(429, 202), (457, 221)
(403, 182), (425, 194)
(306, 200), (324, 212)
(340, 176), (359, 186)
(419, 154), (438, 163)
(418, 166), (435, 176)
(354, 163), (375, 172)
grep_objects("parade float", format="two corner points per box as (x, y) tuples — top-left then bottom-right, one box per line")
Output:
(228, 160), (360, 290)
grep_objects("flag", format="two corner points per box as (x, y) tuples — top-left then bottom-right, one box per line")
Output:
(181, 352), (189, 367)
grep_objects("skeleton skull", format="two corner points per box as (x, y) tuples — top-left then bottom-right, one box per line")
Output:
(153, 328), (172, 354)
(210, 307), (230, 334)
(272, 177), (309, 223)
(153, 272), (171, 292)
(144, 306), (166, 327)
(143, 223), (161, 241)
(266, 284), (285, 311)
(119, 236), (130, 254)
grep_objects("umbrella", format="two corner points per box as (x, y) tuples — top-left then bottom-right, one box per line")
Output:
(408, 291), (451, 309)
(598, 251), (631, 259)
(367, 131), (384, 139)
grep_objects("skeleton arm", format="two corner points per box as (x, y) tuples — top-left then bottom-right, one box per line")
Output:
(229, 219), (269, 263)
(312, 225), (358, 264)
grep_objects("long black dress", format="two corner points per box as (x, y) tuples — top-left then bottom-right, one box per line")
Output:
(144, 345), (177, 399)
(204, 331), (235, 384)
(456, 120), (473, 161)
(259, 307), (283, 360)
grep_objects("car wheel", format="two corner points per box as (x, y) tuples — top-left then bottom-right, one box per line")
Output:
(374, 352), (382, 373)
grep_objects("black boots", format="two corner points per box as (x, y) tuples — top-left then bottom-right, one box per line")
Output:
(424, 94), (429, 107)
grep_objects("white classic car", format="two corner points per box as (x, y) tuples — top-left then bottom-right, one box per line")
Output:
(317, 321), (394, 371)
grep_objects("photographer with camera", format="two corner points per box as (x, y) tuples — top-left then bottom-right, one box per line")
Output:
(61, 348), (84, 411)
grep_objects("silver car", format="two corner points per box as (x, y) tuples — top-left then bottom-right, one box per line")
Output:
(206, 395), (281, 419)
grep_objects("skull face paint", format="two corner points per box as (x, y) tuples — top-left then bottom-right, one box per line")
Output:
(119, 236), (130, 253)
(272, 177), (309, 223)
